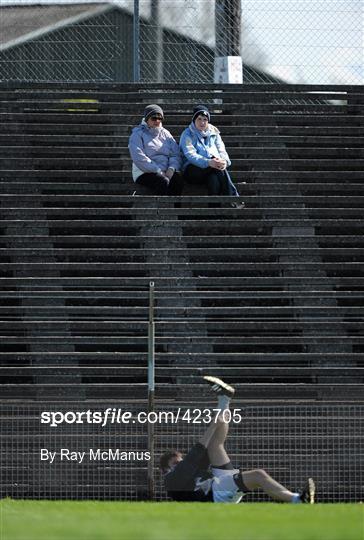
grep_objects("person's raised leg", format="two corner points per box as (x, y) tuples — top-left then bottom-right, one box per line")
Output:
(199, 414), (227, 451)
(207, 416), (230, 466)
(203, 375), (235, 466)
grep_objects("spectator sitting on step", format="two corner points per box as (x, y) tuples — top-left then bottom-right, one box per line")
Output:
(128, 104), (184, 196)
(179, 105), (243, 207)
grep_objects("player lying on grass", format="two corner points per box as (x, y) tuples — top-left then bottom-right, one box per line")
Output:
(160, 376), (315, 504)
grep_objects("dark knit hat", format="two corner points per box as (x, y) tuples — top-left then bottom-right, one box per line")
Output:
(144, 104), (164, 120)
(192, 104), (210, 123)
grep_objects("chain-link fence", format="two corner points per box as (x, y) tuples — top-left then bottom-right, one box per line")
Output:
(0, 1), (362, 84)
(0, 2), (133, 82)
(1, 402), (363, 502)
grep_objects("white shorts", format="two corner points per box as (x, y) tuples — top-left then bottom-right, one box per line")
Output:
(211, 467), (246, 504)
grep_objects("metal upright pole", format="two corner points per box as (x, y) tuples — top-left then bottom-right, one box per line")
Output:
(214, 0), (243, 84)
(151, 0), (163, 82)
(147, 281), (155, 499)
(133, 0), (140, 82)
(215, 0), (241, 57)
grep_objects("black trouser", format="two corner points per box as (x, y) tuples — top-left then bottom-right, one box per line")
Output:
(164, 443), (210, 498)
(184, 164), (232, 196)
(135, 171), (184, 196)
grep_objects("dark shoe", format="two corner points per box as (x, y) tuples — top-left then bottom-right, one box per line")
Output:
(229, 201), (245, 209)
(300, 478), (315, 504)
(203, 375), (235, 398)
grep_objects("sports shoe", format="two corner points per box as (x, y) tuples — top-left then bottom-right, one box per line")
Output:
(203, 375), (235, 398)
(229, 201), (245, 209)
(300, 478), (315, 504)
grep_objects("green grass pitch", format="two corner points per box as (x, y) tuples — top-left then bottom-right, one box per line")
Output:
(1, 499), (362, 540)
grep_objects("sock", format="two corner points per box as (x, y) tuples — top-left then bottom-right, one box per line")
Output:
(218, 394), (231, 411)
(291, 493), (302, 503)
(233, 472), (250, 493)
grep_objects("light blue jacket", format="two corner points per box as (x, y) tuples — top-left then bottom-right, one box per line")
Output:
(179, 122), (231, 171)
(128, 120), (182, 181)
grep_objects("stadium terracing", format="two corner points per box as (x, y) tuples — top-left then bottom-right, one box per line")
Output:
(0, 82), (363, 502)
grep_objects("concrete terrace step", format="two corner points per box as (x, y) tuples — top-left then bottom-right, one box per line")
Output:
(0, 89), (360, 102)
(3, 199), (364, 211)
(1, 83), (363, 102)
(2, 205), (364, 221)
(1, 134), (364, 147)
(0, 335), (362, 347)
(5, 369), (357, 385)
(2, 195), (364, 207)
(1, 262), (363, 278)
(0, 319), (363, 332)
(1, 383), (362, 400)
(0, 341), (361, 355)
(1, 207), (363, 218)
(1, 93), (357, 105)
(1, 171), (364, 181)
(1, 185), (364, 199)
(1, 146), (363, 159)
(3, 123), (364, 137)
(0, 300), (363, 313)
(2, 247), (364, 263)
(0, 352), (362, 364)
(1, 158), (363, 171)
(2, 368), (363, 385)
(1, 101), (361, 115)
(1, 351), (362, 363)
(1, 219), (362, 237)
(1, 289), (364, 300)
(2, 112), (364, 127)
(1, 276), (363, 286)
(0, 306), (363, 319)
(2, 183), (364, 197)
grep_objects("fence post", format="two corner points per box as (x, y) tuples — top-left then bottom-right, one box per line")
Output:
(151, 0), (163, 82)
(133, 0), (140, 82)
(214, 0), (243, 83)
(147, 281), (155, 499)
